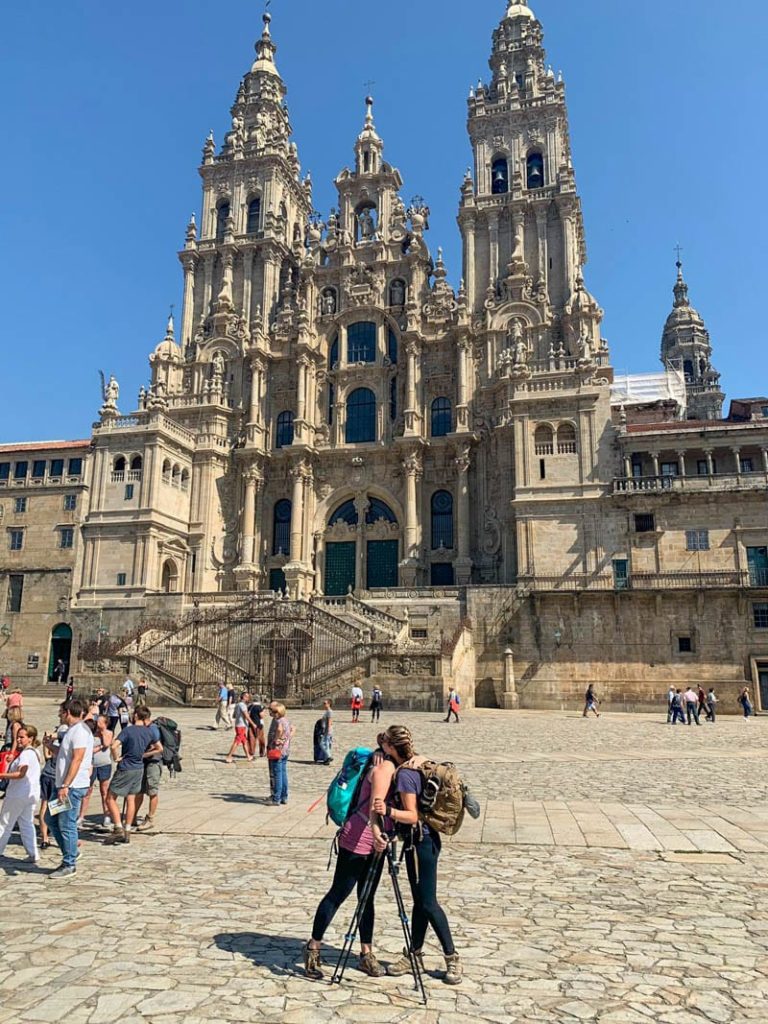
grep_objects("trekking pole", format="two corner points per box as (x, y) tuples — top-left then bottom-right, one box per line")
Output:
(383, 832), (428, 1005)
(330, 847), (384, 986)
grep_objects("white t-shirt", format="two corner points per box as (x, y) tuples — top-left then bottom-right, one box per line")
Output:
(123, 680), (135, 695)
(350, 686), (363, 700)
(55, 721), (94, 789)
(7, 747), (41, 802)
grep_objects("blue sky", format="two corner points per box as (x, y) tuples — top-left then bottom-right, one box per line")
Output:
(1, 0), (766, 442)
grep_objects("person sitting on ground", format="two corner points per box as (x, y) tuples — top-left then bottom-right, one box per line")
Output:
(372, 724), (463, 986)
(0, 725), (42, 864)
(103, 706), (162, 845)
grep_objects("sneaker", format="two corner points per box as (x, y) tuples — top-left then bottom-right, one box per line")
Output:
(303, 943), (324, 981)
(103, 829), (129, 845)
(48, 865), (76, 880)
(387, 948), (424, 977)
(102, 816), (111, 830)
(359, 952), (384, 977)
(443, 952), (463, 985)
(136, 817), (154, 832)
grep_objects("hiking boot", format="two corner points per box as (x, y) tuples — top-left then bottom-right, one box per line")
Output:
(136, 817), (154, 832)
(103, 829), (129, 845)
(358, 951), (384, 977)
(387, 947), (424, 976)
(303, 943), (324, 981)
(443, 952), (463, 985)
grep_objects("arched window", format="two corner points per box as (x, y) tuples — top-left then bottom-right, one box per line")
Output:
(272, 499), (292, 556)
(557, 423), (577, 454)
(345, 388), (376, 443)
(347, 322), (377, 363)
(216, 201), (230, 241)
(492, 156), (509, 195)
(162, 459), (171, 483)
(534, 424), (554, 455)
(161, 559), (179, 594)
(276, 410), (295, 449)
(366, 498), (397, 525)
(130, 455), (143, 471)
(526, 152), (544, 189)
(246, 197), (261, 234)
(431, 491), (454, 550)
(180, 468), (190, 492)
(113, 456), (126, 472)
(431, 397), (452, 437)
(171, 464), (181, 487)
(329, 500), (358, 526)
(387, 329), (398, 365)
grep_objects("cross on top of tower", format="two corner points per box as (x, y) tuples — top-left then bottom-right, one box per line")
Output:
(674, 243), (684, 269)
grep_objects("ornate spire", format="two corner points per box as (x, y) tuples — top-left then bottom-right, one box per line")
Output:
(252, 12), (279, 75)
(355, 94), (384, 176)
(505, 0), (536, 18)
(673, 255), (690, 308)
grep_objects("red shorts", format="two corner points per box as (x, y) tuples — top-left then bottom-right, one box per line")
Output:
(235, 727), (248, 744)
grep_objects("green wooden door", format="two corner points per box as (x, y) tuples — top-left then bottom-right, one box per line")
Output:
(367, 540), (398, 590)
(325, 542), (357, 595)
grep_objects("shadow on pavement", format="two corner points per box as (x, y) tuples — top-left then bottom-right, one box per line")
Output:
(214, 931), (322, 976)
(210, 792), (273, 804)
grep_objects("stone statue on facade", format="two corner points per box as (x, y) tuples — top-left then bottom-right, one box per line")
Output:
(358, 207), (375, 241)
(100, 372), (120, 411)
(212, 351), (226, 379)
(321, 289), (337, 316)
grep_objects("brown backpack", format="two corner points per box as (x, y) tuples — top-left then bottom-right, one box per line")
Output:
(408, 759), (466, 836)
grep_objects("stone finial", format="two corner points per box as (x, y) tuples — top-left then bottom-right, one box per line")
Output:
(185, 212), (197, 243)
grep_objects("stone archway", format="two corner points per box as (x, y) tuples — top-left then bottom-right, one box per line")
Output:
(161, 558), (179, 594)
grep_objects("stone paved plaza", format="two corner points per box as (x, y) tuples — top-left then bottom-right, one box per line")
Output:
(1, 697), (767, 1024)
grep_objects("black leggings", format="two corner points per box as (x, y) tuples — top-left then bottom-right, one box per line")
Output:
(405, 831), (455, 955)
(312, 847), (384, 946)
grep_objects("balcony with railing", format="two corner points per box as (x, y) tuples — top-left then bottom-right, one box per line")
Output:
(614, 472), (767, 495)
(519, 570), (767, 592)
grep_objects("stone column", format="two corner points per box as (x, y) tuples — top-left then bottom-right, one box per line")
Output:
(651, 453), (660, 477)
(464, 214), (476, 311)
(762, 447), (768, 474)
(677, 450), (687, 478)
(180, 254), (197, 348)
(289, 461), (305, 564)
(535, 206), (548, 292)
(502, 647), (520, 709)
(456, 336), (470, 431)
(404, 339), (420, 435)
(454, 443), (473, 585)
(488, 211), (500, 291)
(242, 249), (254, 323)
(202, 253), (215, 314)
(241, 469), (258, 565)
(623, 455), (632, 479)
(400, 450), (422, 586)
(705, 449), (714, 477)
(296, 356), (308, 423)
(732, 447), (742, 475)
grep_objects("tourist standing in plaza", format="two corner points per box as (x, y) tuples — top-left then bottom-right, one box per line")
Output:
(350, 684), (364, 723)
(106, 691), (126, 734)
(3, 705), (24, 749)
(247, 693), (266, 757)
(122, 676), (135, 702)
(705, 688), (717, 722)
(303, 743), (394, 980)
(225, 692), (256, 763)
(444, 689), (461, 723)
(370, 686), (383, 723)
(137, 677), (148, 703)
(583, 684), (600, 718)
(683, 687), (701, 725)
(267, 702), (294, 805)
(215, 682), (231, 728)
(313, 699), (333, 765)
(79, 715), (113, 828)
(666, 685), (676, 723)
(48, 699), (94, 879)
(372, 724), (463, 985)
(103, 706), (162, 845)
(133, 709), (164, 831)
(0, 725), (41, 864)
(738, 687), (753, 720)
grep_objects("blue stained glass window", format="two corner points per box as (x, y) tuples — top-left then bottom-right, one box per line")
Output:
(329, 500), (358, 526)
(431, 397), (452, 437)
(272, 499), (292, 556)
(345, 388), (376, 443)
(276, 411), (294, 448)
(246, 197), (261, 234)
(366, 498), (397, 525)
(431, 490), (454, 550)
(347, 322), (376, 364)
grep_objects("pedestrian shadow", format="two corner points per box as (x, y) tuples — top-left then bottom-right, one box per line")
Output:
(213, 931), (316, 976)
(210, 792), (273, 804)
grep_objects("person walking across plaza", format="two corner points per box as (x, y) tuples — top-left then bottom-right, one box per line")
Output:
(444, 689), (461, 723)
(705, 688), (717, 723)
(666, 685), (676, 723)
(373, 724), (463, 985)
(47, 699), (94, 879)
(738, 687), (753, 720)
(669, 689), (686, 725)
(267, 702), (294, 805)
(683, 687), (701, 725)
(697, 686), (707, 721)
(370, 686), (383, 723)
(3, 705), (24, 750)
(583, 684), (600, 718)
(103, 706), (162, 845)
(350, 684), (364, 723)
(225, 692), (256, 763)
(0, 725), (41, 864)
(215, 682), (232, 729)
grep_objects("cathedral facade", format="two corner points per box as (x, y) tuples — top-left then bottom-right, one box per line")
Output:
(2, 2), (767, 710)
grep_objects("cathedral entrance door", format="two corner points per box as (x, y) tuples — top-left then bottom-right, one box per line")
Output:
(366, 540), (398, 589)
(325, 542), (356, 596)
(758, 666), (768, 712)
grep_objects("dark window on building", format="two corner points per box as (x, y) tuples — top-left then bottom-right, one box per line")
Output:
(272, 499), (292, 556)
(696, 459), (716, 476)
(631, 457), (643, 479)
(276, 410), (295, 449)
(0, 463), (9, 480)
(491, 156), (509, 194)
(741, 457), (754, 473)
(7, 574), (23, 613)
(329, 335), (339, 369)
(347, 322), (377, 363)
(14, 497), (27, 513)
(68, 458), (82, 476)
(124, 484), (134, 500)
(678, 636), (693, 653)
(431, 490), (454, 550)
(32, 460), (46, 478)
(64, 495), (77, 511)
(526, 152), (544, 189)
(365, 498), (397, 525)
(329, 500), (358, 526)
(8, 529), (24, 551)
(430, 563), (455, 586)
(660, 462), (679, 477)
(539, 459), (546, 480)
(216, 202), (230, 241)
(686, 529), (709, 552)
(612, 559), (629, 590)
(345, 388), (376, 443)
(431, 397), (452, 437)
(388, 329), (398, 365)
(753, 603), (768, 629)
(117, 573), (127, 587)
(634, 513), (655, 533)
(761, 406), (768, 417)
(390, 377), (397, 422)
(60, 527), (74, 549)
(246, 197), (261, 234)
(269, 568), (287, 594)
(50, 459), (64, 477)
(14, 462), (28, 479)
(683, 359), (694, 381)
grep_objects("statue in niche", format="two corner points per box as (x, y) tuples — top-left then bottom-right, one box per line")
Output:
(390, 196), (407, 236)
(390, 279), (406, 306)
(510, 321), (527, 366)
(321, 290), (337, 316)
(212, 351), (226, 379)
(358, 207), (376, 241)
(579, 328), (593, 363)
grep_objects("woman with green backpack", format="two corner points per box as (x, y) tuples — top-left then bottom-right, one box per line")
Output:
(372, 724), (463, 986)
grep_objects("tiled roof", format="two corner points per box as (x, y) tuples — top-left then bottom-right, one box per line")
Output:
(0, 439), (90, 453)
